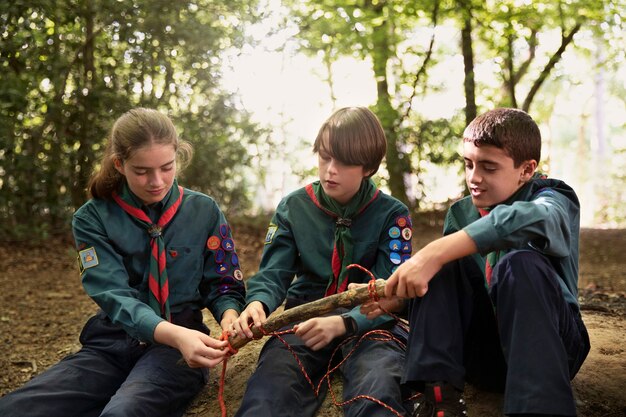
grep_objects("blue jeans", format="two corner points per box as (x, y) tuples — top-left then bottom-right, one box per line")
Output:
(0, 309), (208, 417)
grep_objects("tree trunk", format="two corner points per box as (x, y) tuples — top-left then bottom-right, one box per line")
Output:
(368, 1), (409, 206)
(458, 0), (476, 125)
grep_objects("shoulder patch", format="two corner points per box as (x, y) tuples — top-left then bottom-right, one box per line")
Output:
(207, 235), (221, 250)
(78, 247), (99, 273)
(264, 224), (278, 245)
(388, 226), (401, 239)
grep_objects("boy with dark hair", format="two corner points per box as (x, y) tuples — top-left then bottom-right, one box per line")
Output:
(364, 108), (590, 416)
(232, 106), (413, 417)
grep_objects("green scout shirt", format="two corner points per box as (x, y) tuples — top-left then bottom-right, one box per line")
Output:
(444, 176), (580, 308)
(246, 183), (412, 333)
(72, 184), (246, 343)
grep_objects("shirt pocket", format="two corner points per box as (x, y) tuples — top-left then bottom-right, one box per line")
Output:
(166, 245), (203, 298)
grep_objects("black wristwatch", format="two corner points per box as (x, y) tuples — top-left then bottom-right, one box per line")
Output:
(341, 313), (357, 336)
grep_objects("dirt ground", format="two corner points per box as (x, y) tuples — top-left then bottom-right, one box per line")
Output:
(1, 222), (625, 417)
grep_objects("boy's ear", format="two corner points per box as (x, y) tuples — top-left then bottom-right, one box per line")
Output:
(519, 160), (538, 183)
(363, 168), (376, 178)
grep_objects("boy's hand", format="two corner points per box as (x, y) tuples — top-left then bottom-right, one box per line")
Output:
(294, 316), (344, 351)
(220, 308), (239, 332)
(385, 252), (443, 298)
(348, 283), (406, 319)
(232, 301), (267, 339)
(385, 230), (478, 299)
(359, 296), (406, 319)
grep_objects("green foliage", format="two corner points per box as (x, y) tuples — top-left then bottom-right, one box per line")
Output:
(285, 0), (447, 208)
(470, 0), (611, 112)
(0, 0), (264, 241)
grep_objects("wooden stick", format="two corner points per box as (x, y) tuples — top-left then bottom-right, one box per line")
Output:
(229, 279), (386, 350)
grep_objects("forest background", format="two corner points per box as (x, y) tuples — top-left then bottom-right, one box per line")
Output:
(1, 0), (625, 241)
(2, 1), (626, 416)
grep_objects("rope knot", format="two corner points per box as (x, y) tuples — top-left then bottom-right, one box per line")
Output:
(336, 217), (352, 227)
(220, 330), (238, 356)
(367, 279), (379, 301)
(148, 225), (162, 238)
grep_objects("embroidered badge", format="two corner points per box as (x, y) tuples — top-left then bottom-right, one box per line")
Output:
(389, 252), (402, 265)
(218, 284), (231, 295)
(233, 269), (244, 281)
(401, 227), (412, 240)
(222, 238), (235, 251)
(231, 253), (239, 266)
(207, 236), (221, 250)
(169, 250), (178, 258)
(215, 249), (226, 263)
(265, 224), (278, 245)
(401, 241), (412, 253)
(222, 276), (236, 284)
(401, 254), (411, 263)
(219, 224), (230, 238)
(389, 239), (402, 252)
(396, 216), (408, 228)
(216, 263), (230, 275)
(388, 226), (401, 239)
(78, 247), (99, 272)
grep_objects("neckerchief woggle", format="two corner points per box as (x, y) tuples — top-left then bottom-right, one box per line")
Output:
(112, 180), (184, 321)
(306, 178), (379, 296)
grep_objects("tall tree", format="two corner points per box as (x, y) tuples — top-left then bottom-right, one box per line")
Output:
(473, 0), (605, 113)
(285, 0), (443, 208)
(0, 0), (264, 240)
(457, 0), (477, 125)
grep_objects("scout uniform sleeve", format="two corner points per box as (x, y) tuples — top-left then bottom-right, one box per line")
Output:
(73, 207), (163, 343)
(245, 201), (299, 314)
(199, 204), (246, 322)
(464, 188), (574, 257)
(347, 204), (412, 333)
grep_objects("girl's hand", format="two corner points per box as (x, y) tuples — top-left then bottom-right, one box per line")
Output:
(294, 316), (345, 351)
(154, 321), (229, 368)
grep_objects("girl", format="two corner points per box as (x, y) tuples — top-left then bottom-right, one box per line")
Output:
(0, 108), (246, 417)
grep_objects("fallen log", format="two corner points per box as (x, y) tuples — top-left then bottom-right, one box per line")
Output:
(228, 278), (386, 350)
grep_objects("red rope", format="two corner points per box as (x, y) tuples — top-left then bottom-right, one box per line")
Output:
(215, 264), (416, 416)
(218, 330), (238, 417)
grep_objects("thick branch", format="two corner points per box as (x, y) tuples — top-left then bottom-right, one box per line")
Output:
(400, 0), (439, 125)
(229, 279), (387, 349)
(522, 22), (582, 112)
(512, 29), (537, 85)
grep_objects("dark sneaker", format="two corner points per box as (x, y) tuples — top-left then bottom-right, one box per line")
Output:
(411, 381), (467, 417)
